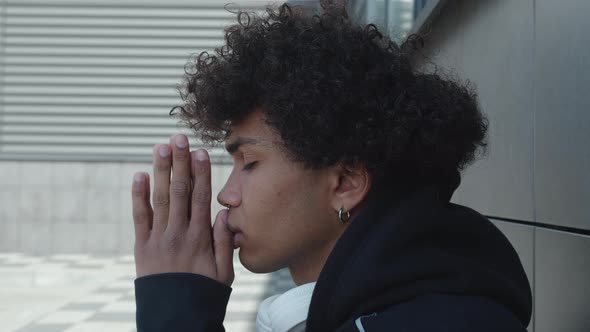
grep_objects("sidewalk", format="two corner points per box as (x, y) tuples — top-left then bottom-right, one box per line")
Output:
(0, 252), (295, 332)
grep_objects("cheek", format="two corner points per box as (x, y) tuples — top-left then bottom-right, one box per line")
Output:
(240, 192), (323, 272)
(244, 175), (325, 247)
(241, 165), (292, 211)
(239, 173), (280, 232)
(243, 185), (289, 235)
(239, 172), (309, 232)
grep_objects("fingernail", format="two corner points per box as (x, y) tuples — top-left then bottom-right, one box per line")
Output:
(196, 149), (208, 161)
(175, 135), (188, 149)
(134, 173), (144, 184)
(158, 145), (170, 157)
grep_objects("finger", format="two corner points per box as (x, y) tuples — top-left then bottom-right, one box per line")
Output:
(168, 134), (192, 230)
(132, 172), (153, 244)
(213, 209), (235, 286)
(189, 150), (198, 217)
(152, 144), (172, 233)
(190, 150), (197, 187)
(189, 149), (212, 232)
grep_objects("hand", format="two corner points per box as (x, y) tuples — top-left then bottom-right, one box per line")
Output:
(131, 134), (235, 286)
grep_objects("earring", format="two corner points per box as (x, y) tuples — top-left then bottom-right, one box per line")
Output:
(338, 207), (350, 223)
(226, 204), (231, 211)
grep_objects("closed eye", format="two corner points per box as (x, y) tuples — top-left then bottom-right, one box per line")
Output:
(243, 161), (258, 171)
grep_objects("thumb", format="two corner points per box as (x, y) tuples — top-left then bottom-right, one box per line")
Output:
(213, 209), (235, 286)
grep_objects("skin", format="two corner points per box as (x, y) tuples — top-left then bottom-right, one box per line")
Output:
(132, 110), (371, 286)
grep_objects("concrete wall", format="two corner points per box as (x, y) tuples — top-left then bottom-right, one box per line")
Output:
(0, 161), (232, 256)
(414, 0), (590, 331)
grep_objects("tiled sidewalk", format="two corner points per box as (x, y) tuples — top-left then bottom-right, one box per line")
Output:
(0, 253), (295, 332)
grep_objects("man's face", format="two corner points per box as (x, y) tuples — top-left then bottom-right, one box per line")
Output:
(217, 110), (340, 275)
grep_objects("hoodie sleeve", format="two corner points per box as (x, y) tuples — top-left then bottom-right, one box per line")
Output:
(135, 272), (232, 332)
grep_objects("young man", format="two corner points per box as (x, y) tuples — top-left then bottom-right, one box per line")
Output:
(131, 3), (532, 331)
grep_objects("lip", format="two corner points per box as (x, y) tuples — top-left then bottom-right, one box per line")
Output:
(226, 222), (242, 249)
(233, 233), (242, 249)
(227, 222), (241, 234)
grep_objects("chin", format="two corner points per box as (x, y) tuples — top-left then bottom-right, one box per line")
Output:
(238, 248), (284, 274)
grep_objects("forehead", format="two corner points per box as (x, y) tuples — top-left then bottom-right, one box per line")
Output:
(225, 110), (280, 151)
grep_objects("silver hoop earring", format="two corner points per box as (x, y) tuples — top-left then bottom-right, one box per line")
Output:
(338, 207), (350, 223)
(225, 204), (231, 211)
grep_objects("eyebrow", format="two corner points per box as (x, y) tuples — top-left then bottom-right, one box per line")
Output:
(225, 137), (262, 155)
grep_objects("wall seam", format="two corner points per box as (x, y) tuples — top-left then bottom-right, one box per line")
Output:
(487, 214), (590, 236)
(531, 0), (537, 224)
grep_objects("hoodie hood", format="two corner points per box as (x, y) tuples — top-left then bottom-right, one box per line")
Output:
(306, 171), (533, 331)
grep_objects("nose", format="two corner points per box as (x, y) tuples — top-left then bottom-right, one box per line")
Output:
(217, 168), (241, 208)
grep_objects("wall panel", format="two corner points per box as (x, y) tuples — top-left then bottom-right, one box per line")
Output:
(534, 228), (590, 332)
(533, 0), (590, 230)
(451, 0), (535, 221)
(492, 219), (535, 332)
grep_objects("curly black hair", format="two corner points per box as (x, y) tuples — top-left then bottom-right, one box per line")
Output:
(172, 2), (488, 194)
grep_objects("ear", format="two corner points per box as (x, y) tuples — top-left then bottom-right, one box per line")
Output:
(328, 162), (372, 217)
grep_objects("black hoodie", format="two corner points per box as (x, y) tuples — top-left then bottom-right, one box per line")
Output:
(305, 173), (532, 331)
(135, 172), (532, 331)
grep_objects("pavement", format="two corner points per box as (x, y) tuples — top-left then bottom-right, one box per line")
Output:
(0, 252), (295, 332)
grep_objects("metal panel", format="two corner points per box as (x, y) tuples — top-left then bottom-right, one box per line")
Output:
(491, 219), (535, 332)
(449, 0), (535, 221)
(0, 0), (276, 163)
(534, 228), (590, 332)
(534, 0), (590, 230)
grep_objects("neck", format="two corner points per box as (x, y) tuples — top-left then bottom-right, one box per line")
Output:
(288, 229), (344, 285)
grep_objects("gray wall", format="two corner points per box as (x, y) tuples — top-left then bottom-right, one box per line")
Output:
(0, 161), (233, 255)
(414, 0), (590, 331)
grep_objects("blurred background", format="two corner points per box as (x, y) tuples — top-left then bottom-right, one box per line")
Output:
(0, 0), (588, 331)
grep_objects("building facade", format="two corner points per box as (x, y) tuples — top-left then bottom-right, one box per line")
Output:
(406, 1), (589, 332)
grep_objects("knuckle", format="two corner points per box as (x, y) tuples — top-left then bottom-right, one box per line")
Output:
(155, 162), (170, 172)
(163, 231), (184, 252)
(196, 160), (210, 174)
(188, 234), (211, 251)
(174, 150), (189, 162)
(192, 190), (211, 205)
(186, 234), (200, 249)
(132, 187), (144, 198)
(132, 210), (147, 224)
(170, 180), (191, 199)
(153, 192), (170, 207)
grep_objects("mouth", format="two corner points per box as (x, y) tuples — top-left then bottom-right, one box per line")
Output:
(226, 223), (242, 249)
(227, 222), (241, 234)
(232, 233), (242, 249)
